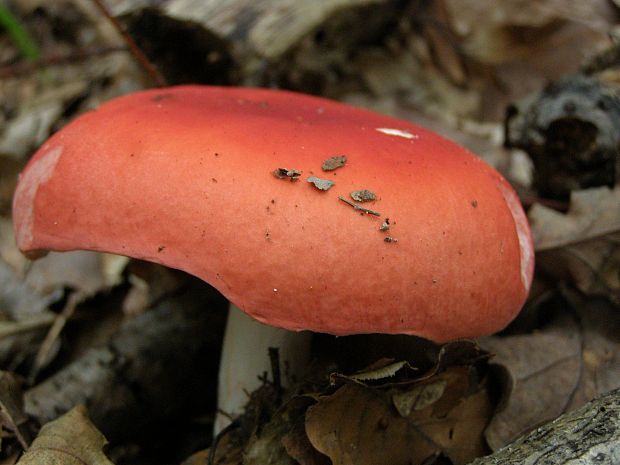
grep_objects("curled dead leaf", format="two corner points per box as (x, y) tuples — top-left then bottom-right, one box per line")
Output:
(17, 405), (114, 465)
(391, 379), (447, 417)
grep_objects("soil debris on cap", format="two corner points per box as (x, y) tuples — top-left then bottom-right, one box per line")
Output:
(272, 168), (301, 181)
(322, 155), (347, 171)
(384, 236), (398, 243)
(380, 218), (390, 231)
(307, 176), (335, 191)
(338, 196), (381, 216)
(351, 189), (377, 202)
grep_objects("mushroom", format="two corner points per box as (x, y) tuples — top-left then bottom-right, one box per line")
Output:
(12, 86), (534, 432)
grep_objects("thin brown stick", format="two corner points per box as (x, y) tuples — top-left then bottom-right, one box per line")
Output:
(0, 46), (125, 78)
(338, 196), (382, 216)
(90, 0), (166, 87)
(29, 292), (81, 383)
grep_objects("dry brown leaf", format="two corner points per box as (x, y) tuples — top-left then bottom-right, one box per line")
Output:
(530, 187), (620, 302)
(479, 317), (582, 450)
(244, 396), (321, 465)
(391, 379), (447, 416)
(16, 405), (114, 465)
(444, 0), (614, 64)
(339, 359), (415, 383)
(562, 290), (620, 411)
(436, 0), (614, 122)
(305, 366), (491, 465)
(281, 416), (331, 465)
(211, 341), (491, 465)
(481, 294), (620, 451)
(244, 425), (297, 465)
(530, 187), (620, 251)
(539, 237), (620, 303)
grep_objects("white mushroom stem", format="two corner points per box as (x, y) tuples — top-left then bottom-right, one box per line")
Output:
(215, 303), (313, 434)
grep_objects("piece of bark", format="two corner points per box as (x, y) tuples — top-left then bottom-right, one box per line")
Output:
(24, 281), (226, 442)
(468, 387), (620, 465)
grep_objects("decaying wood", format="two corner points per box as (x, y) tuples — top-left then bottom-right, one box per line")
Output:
(505, 73), (620, 200)
(112, 0), (400, 58)
(109, 0), (420, 90)
(469, 387), (620, 465)
(24, 282), (226, 441)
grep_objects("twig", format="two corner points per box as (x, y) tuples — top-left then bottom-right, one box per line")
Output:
(90, 0), (166, 87)
(268, 347), (282, 405)
(0, 46), (125, 78)
(338, 196), (381, 216)
(29, 292), (81, 383)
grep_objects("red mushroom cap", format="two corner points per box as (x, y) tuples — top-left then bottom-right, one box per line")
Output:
(12, 86), (534, 342)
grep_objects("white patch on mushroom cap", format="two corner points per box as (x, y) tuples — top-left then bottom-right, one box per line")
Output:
(375, 128), (419, 139)
(497, 180), (535, 293)
(12, 146), (63, 250)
